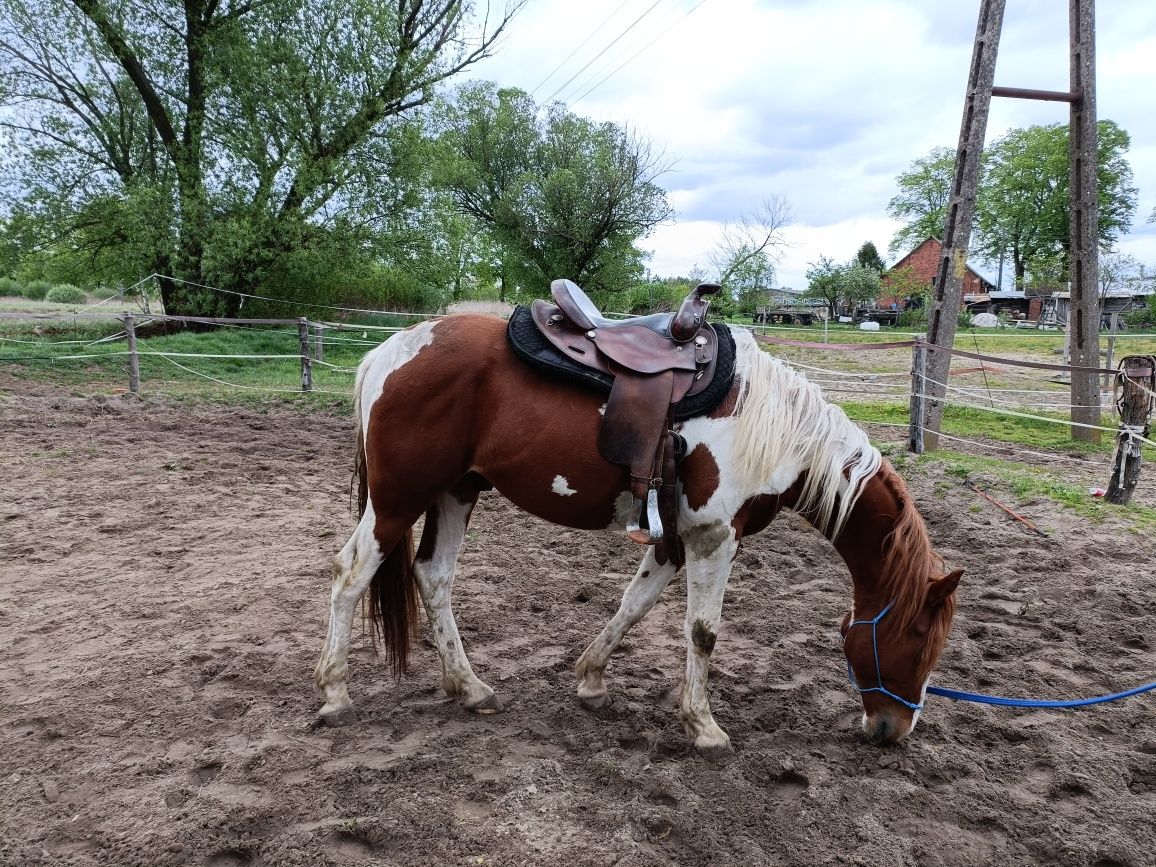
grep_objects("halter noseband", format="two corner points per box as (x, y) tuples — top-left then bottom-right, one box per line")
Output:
(843, 600), (924, 712)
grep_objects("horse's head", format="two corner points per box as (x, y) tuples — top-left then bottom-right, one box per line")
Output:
(840, 568), (962, 744)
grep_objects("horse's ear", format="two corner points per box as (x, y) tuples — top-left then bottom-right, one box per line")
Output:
(926, 569), (963, 607)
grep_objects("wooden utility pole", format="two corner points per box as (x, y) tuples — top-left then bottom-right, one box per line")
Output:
(908, 340), (927, 454)
(298, 317), (313, 392)
(124, 313), (140, 394)
(1106, 356), (1155, 505)
(1068, 0), (1101, 441)
(922, 0), (1005, 450)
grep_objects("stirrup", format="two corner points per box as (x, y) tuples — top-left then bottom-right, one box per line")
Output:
(625, 489), (664, 545)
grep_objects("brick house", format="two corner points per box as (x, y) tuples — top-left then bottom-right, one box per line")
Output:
(879, 237), (995, 309)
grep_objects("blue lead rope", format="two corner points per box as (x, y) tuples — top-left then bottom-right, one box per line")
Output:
(847, 598), (1156, 711)
(926, 681), (1156, 709)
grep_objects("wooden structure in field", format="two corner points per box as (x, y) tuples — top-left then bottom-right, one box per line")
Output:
(921, 0), (1102, 449)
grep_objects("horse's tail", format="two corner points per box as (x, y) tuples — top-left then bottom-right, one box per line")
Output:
(353, 352), (419, 675)
(366, 524), (419, 677)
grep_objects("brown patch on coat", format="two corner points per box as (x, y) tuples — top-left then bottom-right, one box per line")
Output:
(681, 443), (721, 511)
(691, 619), (717, 655)
(707, 381), (741, 419)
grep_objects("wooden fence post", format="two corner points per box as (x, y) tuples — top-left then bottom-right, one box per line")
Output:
(298, 317), (313, 392)
(908, 339), (927, 454)
(124, 313), (140, 394)
(313, 323), (324, 361)
(1106, 355), (1155, 505)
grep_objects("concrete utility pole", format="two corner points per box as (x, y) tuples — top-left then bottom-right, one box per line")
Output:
(923, 0), (1103, 448)
(1068, 0), (1101, 442)
(922, 0), (1006, 450)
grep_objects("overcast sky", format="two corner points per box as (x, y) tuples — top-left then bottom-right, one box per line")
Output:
(469, 0), (1156, 290)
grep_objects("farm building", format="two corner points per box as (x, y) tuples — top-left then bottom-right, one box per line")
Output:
(879, 237), (996, 309)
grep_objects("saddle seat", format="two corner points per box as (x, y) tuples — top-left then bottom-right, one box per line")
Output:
(529, 279), (722, 563)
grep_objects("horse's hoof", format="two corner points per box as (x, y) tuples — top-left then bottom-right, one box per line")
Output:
(578, 691), (610, 711)
(319, 705), (358, 727)
(466, 693), (504, 714)
(695, 739), (734, 764)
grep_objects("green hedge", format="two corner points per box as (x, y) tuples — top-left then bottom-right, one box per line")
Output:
(0, 277), (22, 297)
(46, 284), (87, 304)
(22, 280), (52, 300)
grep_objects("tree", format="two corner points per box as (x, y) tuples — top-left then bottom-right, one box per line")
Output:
(888, 123), (1139, 288)
(436, 83), (672, 300)
(886, 147), (955, 257)
(855, 241), (886, 273)
(975, 121), (1136, 288)
(707, 196), (791, 318)
(803, 258), (881, 319)
(0, 0), (524, 315)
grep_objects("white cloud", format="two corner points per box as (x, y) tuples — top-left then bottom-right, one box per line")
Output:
(469, 0), (1156, 285)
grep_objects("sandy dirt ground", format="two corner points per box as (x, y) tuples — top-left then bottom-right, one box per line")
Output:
(2, 374), (1156, 867)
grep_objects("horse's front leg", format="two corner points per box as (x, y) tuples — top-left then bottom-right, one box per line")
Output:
(680, 522), (740, 759)
(575, 548), (678, 708)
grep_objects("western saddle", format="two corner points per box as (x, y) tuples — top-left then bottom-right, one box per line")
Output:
(529, 279), (722, 563)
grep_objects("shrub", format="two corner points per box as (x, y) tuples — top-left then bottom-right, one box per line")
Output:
(46, 284), (87, 304)
(0, 277), (22, 297)
(22, 280), (52, 300)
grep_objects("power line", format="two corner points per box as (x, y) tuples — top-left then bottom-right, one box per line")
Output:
(570, 0), (710, 104)
(544, 0), (670, 105)
(530, 1), (634, 97)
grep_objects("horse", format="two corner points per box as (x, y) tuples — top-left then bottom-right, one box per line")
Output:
(313, 313), (962, 755)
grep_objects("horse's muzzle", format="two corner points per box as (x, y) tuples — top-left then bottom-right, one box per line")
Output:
(862, 711), (914, 745)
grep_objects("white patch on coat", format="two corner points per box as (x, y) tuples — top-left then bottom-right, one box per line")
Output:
(598, 402), (607, 416)
(552, 475), (577, 496)
(675, 329), (880, 540)
(354, 320), (439, 437)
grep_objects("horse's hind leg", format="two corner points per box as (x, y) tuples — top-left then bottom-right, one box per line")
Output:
(314, 502), (401, 726)
(575, 548), (677, 708)
(414, 487), (500, 713)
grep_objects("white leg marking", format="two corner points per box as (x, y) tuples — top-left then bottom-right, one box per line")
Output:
(680, 523), (739, 757)
(413, 493), (499, 712)
(575, 549), (677, 706)
(315, 504), (384, 723)
(551, 475), (577, 497)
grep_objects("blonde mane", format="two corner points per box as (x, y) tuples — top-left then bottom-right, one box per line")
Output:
(730, 335), (882, 539)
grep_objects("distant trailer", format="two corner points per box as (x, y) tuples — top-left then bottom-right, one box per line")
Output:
(752, 308), (818, 326)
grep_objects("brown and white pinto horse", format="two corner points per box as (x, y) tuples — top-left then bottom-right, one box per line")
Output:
(314, 314), (962, 754)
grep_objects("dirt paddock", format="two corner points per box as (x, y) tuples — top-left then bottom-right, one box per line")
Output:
(2, 375), (1156, 867)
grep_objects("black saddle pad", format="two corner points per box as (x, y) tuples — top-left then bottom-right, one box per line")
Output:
(506, 305), (737, 421)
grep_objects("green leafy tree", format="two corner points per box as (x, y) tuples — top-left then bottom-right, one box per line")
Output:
(0, 0), (524, 316)
(975, 121), (1137, 288)
(855, 241), (886, 273)
(436, 83), (672, 301)
(886, 147), (955, 257)
(883, 265), (932, 327)
(804, 258), (882, 319)
(888, 123), (1138, 287)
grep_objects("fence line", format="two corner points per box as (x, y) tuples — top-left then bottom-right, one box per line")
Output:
(5, 314), (1155, 490)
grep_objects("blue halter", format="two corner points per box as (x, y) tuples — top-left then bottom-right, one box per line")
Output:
(843, 600), (924, 712)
